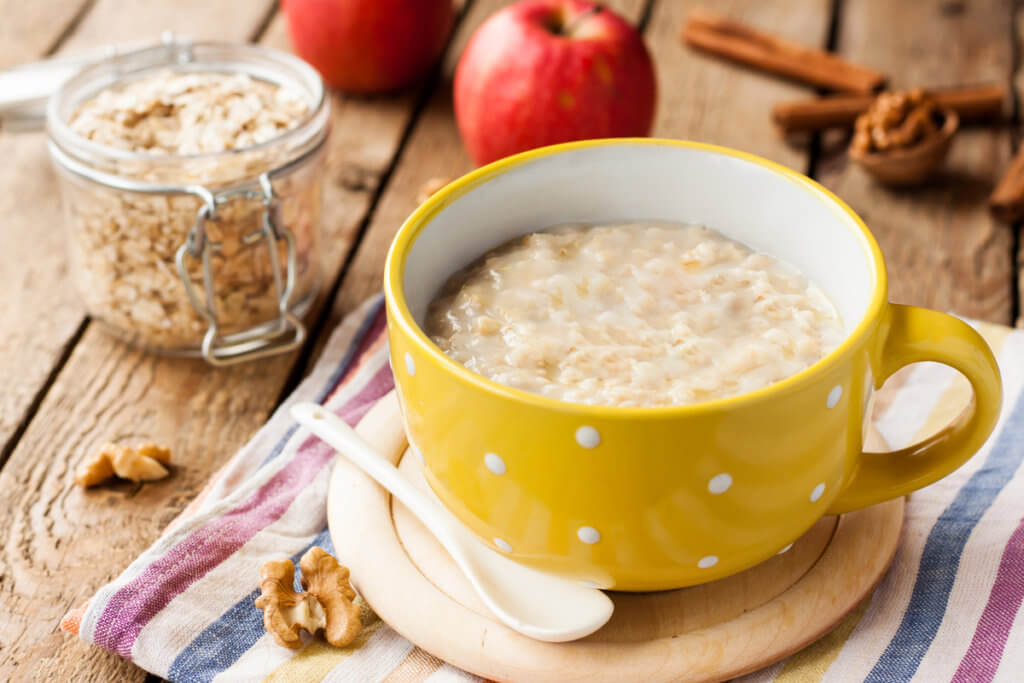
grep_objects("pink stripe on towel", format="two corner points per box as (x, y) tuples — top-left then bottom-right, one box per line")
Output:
(91, 367), (387, 657)
(92, 434), (336, 656)
(952, 518), (1024, 683)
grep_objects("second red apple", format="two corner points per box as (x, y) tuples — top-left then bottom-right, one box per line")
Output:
(454, 0), (657, 166)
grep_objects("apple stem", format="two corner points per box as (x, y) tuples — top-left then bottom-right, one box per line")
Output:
(561, 4), (603, 36)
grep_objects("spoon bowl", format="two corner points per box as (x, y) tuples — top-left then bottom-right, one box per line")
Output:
(292, 397), (614, 642)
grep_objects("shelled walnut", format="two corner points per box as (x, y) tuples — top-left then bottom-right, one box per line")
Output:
(255, 547), (362, 649)
(851, 89), (944, 154)
(75, 442), (172, 487)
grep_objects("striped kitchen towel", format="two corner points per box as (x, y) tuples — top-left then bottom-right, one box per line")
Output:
(62, 295), (1024, 682)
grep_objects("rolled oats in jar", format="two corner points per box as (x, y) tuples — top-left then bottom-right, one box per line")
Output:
(46, 40), (329, 364)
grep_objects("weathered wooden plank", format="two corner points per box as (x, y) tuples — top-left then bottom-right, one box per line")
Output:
(326, 0), (649, 337)
(819, 0), (1014, 324)
(0, 130), (88, 459)
(1015, 8), (1024, 327)
(0, 0), (278, 470)
(0, 4), (157, 679)
(0, 0), (90, 70)
(325, 0), (828, 334)
(649, 0), (828, 167)
(0, 0), (116, 464)
(57, 0), (270, 53)
(0, 5), (440, 680)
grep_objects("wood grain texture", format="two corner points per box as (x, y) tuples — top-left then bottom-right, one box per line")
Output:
(1015, 6), (1024, 326)
(819, 0), (1014, 323)
(325, 0), (649, 333)
(0, 0), (277, 473)
(56, 0), (270, 53)
(0, 126), (87, 457)
(681, 7), (885, 94)
(323, 0), (828, 340)
(0, 2), (279, 674)
(0, 0), (91, 70)
(650, 0), (830, 166)
(0, 7), (438, 682)
(0, 0), (117, 464)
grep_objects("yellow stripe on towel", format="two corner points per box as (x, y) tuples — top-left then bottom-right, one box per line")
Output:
(769, 322), (1012, 682)
(380, 648), (447, 682)
(263, 620), (383, 683)
(774, 597), (871, 681)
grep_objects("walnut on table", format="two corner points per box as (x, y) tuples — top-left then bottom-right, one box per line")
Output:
(255, 547), (362, 650)
(75, 442), (172, 487)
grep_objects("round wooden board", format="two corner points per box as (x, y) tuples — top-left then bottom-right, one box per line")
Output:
(327, 404), (904, 683)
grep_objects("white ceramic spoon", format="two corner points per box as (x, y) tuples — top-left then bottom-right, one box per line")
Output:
(291, 401), (614, 642)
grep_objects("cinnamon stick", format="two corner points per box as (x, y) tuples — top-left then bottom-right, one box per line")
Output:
(681, 9), (886, 94)
(989, 146), (1024, 223)
(773, 84), (1006, 135)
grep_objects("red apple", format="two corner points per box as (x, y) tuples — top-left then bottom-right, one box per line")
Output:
(282, 0), (455, 94)
(454, 0), (656, 166)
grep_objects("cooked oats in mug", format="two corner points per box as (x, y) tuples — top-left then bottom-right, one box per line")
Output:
(424, 222), (845, 407)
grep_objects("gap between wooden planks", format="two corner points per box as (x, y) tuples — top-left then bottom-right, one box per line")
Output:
(1016, 6), (1024, 326)
(0, 3), (191, 682)
(0, 0), (110, 464)
(325, 0), (1019, 339)
(0, 2), (651, 680)
(0, 0), (452, 679)
(816, 0), (1016, 325)
(316, 0), (829, 361)
(1, 0), (1014, 681)
(0, 0), (287, 457)
(0, 0), (91, 69)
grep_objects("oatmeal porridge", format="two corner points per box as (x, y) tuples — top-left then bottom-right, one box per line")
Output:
(425, 222), (845, 407)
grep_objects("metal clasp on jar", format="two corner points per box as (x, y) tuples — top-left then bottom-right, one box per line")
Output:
(175, 172), (306, 366)
(48, 130), (324, 365)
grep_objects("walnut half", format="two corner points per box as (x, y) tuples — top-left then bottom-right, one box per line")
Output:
(255, 547), (362, 650)
(75, 442), (171, 487)
(851, 88), (942, 154)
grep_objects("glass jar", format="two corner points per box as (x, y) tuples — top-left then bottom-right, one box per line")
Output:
(46, 38), (329, 365)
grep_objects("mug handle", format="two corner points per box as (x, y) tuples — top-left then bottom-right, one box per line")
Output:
(827, 304), (1003, 514)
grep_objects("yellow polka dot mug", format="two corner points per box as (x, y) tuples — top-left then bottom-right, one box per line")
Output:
(383, 138), (1002, 591)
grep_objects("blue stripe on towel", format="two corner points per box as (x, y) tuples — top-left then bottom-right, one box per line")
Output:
(259, 295), (385, 468)
(320, 295), (386, 403)
(866, 390), (1024, 682)
(167, 298), (383, 681)
(167, 529), (334, 683)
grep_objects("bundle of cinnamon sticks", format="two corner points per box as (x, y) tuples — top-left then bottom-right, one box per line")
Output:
(681, 9), (1005, 129)
(681, 8), (885, 94)
(681, 8), (1023, 222)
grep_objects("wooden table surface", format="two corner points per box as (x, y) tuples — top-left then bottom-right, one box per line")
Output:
(0, 0), (1018, 680)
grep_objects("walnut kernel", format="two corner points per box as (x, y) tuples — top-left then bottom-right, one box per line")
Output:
(75, 442), (172, 487)
(255, 547), (362, 650)
(851, 88), (943, 154)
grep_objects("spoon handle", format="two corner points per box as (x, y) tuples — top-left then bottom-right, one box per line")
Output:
(291, 401), (459, 540)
